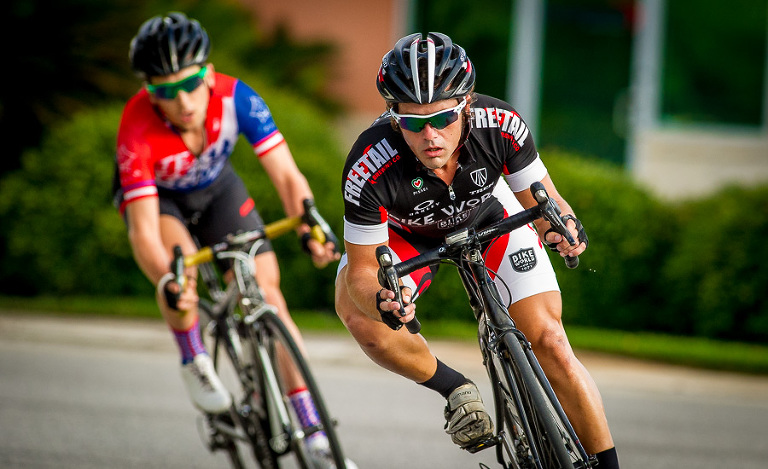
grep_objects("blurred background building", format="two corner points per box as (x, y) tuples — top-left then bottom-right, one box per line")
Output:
(242, 0), (768, 200)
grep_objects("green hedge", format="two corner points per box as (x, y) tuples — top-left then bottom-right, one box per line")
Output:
(0, 106), (143, 296)
(542, 150), (677, 331)
(1, 103), (766, 342)
(661, 185), (768, 341)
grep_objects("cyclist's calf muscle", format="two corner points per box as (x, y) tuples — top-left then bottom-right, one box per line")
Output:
(508, 292), (614, 454)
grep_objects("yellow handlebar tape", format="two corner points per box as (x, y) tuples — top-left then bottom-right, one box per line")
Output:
(310, 225), (326, 244)
(263, 216), (325, 243)
(264, 216), (302, 239)
(184, 216), (326, 267)
(183, 247), (214, 267)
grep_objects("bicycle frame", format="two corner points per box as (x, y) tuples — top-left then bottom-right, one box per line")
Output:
(196, 240), (295, 455)
(457, 244), (590, 468)
(174, 198), (347, 468)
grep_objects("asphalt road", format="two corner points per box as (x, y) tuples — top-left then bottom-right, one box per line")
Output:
(1, 313), (767, 468)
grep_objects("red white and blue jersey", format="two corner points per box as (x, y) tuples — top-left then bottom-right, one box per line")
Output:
(115, 72), (284, 213)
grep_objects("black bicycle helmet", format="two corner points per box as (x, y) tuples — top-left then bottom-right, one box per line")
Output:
(377, 32), (475, 104)
(129, 12), (211, 79)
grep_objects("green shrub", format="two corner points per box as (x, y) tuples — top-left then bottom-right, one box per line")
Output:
(0, 105), (146, 296)
(543, 150), (677, 331)
(661, 184), (768, 341)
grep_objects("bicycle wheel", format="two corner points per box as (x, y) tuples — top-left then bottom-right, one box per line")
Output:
(493, 333), (586, 469)
(199, 300), (279, 469)
(247, 310), (347, 469)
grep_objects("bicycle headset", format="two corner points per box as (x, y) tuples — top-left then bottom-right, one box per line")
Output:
(129, 12), (211, 79)
(376, 32), (476, 105)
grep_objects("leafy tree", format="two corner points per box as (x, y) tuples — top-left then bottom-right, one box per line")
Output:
(662, 0), (767, 125)
(0, 0), (337, 178)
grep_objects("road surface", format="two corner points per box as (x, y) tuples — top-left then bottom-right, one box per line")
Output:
(1, 313), (767, 468)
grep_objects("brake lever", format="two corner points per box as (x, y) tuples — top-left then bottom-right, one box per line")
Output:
(172, 245), (187, 291)
(302, 199), (327, 245)
(530, 182), (579, 269)
(375, 245), (421, 334)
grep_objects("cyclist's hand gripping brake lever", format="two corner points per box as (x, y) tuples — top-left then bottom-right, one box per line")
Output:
(302, 198), (340, 254)
(530, 182), (579, 269)
(375, 245), (421, 334)
(160, 245), (186, 311)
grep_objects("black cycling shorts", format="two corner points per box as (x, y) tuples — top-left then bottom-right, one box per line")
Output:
(156, 162), (273, 257)
(114, 161), (273, 275)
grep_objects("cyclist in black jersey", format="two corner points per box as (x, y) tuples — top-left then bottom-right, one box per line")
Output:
(334, 32), (620, 468)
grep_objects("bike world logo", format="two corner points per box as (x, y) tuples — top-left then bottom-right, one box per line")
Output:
(509, 247), (537, 272)
(344, 138), (400, 206)
(470, 168), (487, 187)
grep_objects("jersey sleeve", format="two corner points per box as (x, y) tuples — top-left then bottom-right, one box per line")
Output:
(341, 128), (400, 245)
(115, 97), (159, 209)
(478, 97), (547, 192)
(233, 80), (286, 157)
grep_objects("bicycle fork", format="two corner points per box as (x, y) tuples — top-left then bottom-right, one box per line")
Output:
(251, 335), (295, 454)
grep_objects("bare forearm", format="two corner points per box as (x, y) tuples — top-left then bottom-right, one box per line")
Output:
(344, 266), (383, 321)
(275, 173), (313, 218)
(129, 229), (171, 285)
(260, 143), (313, 219)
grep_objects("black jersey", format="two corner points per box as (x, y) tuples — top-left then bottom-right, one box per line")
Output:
(342, 94), (546, 244)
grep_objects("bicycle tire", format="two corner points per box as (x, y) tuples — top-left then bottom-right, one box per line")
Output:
(482, 332), (535, 468)
(497, 333), (581, 468)
(199, 300), (279, 469)
(247, 310), (348, 469)
(523, 347), (592, 468)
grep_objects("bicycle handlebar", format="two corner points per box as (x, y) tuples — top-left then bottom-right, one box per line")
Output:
(168, 199), (337, 303)
(376, 182), (579, 334)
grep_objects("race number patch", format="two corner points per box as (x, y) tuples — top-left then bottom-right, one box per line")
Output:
(509, 247), (537, 272)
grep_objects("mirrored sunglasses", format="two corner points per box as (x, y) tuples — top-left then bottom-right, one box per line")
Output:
(390, 98), (467, 132)
(146, 67), (208, 100)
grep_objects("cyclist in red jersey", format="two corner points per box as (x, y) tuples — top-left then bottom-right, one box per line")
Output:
(114, 13), (348, 467)
(334, 32), (619, 468)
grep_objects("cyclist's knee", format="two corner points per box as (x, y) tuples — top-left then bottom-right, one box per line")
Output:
(529, 326), (575, 369)
(335, 295), (398, 354)
(260, 283), (287, 309)
(337, 303), (381, 347)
